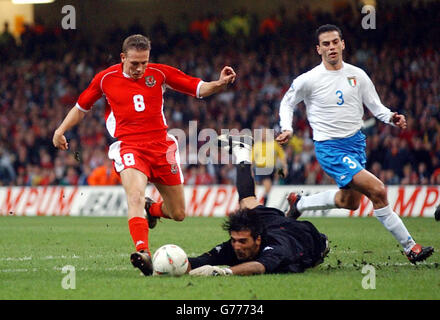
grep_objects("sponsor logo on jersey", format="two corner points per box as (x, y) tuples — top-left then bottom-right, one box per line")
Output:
(145, 75), (156, 87)
(347, 76), (357, 87)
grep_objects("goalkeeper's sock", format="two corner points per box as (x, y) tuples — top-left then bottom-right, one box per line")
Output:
(297, 190), (338, 212)
(236, 162), (256, 201)
(128, 216), (150, 253)
(149, 201), (169, 218)
(374, 205), (416, 253)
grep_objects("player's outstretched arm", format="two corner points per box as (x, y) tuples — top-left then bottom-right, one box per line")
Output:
(53, 106), (86, 150)
(230, 261), (265, 275)
(198, 66), (236, 97)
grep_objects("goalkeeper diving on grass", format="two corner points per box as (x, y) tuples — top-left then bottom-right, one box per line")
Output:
(187, 134), (329, 276)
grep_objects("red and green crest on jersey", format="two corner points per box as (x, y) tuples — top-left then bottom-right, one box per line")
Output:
(145, 75), (156, 87)
(347, 76), (357, 87)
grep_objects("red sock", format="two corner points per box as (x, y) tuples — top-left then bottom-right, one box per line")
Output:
(128, 217), (150, 253)
(149, 201), (168, 218)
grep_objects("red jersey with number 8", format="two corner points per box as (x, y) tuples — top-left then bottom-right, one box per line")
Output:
(76, 63), (202, 142)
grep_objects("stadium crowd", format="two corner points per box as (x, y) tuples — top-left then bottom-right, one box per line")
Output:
(0, 1), (439, 188)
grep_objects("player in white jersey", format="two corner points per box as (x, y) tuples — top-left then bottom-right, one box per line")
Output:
(277, 24), (433, 264)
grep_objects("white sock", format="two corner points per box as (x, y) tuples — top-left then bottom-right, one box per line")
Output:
(232, 145), (251, 164)
(374, 205), (416, 253)
(297, 190), (338, 212)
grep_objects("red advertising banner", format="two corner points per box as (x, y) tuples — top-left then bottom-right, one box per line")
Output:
(0, 185), (438, 217)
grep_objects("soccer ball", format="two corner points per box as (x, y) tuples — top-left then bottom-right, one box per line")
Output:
(152, 244), (188, 276)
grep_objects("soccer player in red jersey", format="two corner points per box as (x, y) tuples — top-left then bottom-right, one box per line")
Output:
(52, 34), (236, 275)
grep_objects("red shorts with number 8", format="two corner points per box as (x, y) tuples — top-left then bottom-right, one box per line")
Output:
(108, 134), (183, 186)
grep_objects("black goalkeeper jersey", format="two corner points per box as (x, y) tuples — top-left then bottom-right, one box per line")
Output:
(188, 206), (328, 274)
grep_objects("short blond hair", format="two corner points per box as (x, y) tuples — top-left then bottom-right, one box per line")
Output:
(122, 34), (151, 53)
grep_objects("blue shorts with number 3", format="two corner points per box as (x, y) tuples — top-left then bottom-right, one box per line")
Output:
(314, 131), (366, 188)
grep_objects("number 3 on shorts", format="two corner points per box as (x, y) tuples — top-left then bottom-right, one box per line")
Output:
(342, 156), (357, 169)
(123, 153), (136, 166)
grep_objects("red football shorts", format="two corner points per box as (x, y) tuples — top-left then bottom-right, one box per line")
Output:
(108, 134), (184, 186)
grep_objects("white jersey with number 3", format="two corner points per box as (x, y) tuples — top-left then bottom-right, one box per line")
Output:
(279, 62), (394, 141)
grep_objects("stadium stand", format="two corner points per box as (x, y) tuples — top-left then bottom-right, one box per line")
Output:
(0, 1), (439, 187)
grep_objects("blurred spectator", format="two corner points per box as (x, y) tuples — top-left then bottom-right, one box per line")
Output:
(384, 169), (400, 185)
(78, 164), (92, 186)
(219, 164), (236, 185)
(412, 137), (432, 174)
(0, 145), (16, 185)
(189, 14), (214, 41)
(0, 22), (17, 61)
(304, 157), (323, 185)
(87, 159), (120, 186)
(252, 128), (288, 204)
(184, 165), (198, 185)
(401, 163), (418, 185)
(288, 131), (305, 155)
(60, 167), (79, 186)
(0, 22), (15, 45)
(431, 165), (440, 185)
(383, 138), (412, 177)
(195, 165), (215, 185)
(417, 162), (430, 185)
(222, 9), (251, 38)
(286, 152), (305, 185)
(259, 14), (281, 36)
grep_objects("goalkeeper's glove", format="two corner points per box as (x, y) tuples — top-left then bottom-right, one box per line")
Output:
(189, 265), (233, 276)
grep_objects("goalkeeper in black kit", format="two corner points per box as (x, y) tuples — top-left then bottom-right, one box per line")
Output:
(188, 135), (330, 276)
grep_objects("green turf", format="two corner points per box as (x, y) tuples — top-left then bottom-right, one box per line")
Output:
(0, 216), (439, 300)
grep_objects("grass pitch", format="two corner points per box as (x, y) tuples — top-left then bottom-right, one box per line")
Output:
(0, 216), (439, 300)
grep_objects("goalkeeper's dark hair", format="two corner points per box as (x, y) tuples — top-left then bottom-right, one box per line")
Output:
(222, 208), (264, 240)
(315, 24), (342, 44)
(122, 34), (151, 53)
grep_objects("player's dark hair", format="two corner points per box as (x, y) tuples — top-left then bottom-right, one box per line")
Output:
(223, 209), (264, 240)
(122, 34), (151, 53)
(315, 24), (342, 44)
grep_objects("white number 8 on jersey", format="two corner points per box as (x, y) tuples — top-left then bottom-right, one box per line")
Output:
(133, 94), (145, 112)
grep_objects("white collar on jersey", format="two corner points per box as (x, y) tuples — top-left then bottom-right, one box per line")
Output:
(321, 61), (345, 72)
